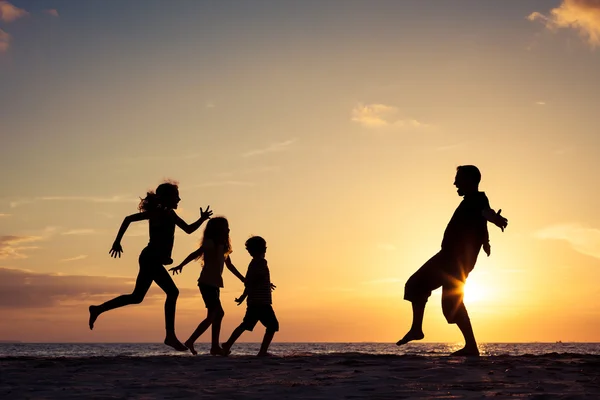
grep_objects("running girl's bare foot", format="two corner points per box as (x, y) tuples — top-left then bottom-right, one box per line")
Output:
(88, 306), (100, 330)
(184, 340), (197, 355)
(396, 330), (425, 346)
(164, 336), (188, 352)
(450, 346), (480, 357)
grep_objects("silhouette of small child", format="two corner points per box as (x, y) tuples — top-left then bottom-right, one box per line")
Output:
(88, 181), (212, 352)
(397, 166), (508, 356)
(222, 236), (278, 357)
(169, 217), (245, 356)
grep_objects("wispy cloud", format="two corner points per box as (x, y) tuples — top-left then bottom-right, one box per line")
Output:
(529, 0), (600, 48)
(61, 229), (97, 236)
(10, 195), (138, 208)
(243, 139), (297, 157)
(0, 1), (28, 23)
(0, 213), (10, 218)
(44, 9), (59, 17)
(0, 29), (10, 53)
(0, 235), (42, 259)
(60, 255), (88, 262)
(535, 101), (547, 105)
(351, 103), (429, 129)
(536, 223), (600, 259)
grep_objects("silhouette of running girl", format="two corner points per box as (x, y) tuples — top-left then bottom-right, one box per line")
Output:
(169, 217), (245, 355)
(88, 181), (212, 351)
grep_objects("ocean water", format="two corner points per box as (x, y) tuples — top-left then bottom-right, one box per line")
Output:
(1, 342), (599, 358)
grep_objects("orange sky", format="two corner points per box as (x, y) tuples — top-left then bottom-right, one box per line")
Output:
(1, 0), (600, 343)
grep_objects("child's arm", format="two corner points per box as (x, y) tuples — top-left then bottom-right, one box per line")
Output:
(109, 212), (150, 258)
(225, 256), (245, 283)
(235, 288), (248, 305)
(173, 206), (213, 234)
(169, 247), (203, 275)
(483, 208), (508, 232)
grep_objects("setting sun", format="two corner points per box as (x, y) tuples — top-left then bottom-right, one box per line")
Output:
(463, 280), (488, 304)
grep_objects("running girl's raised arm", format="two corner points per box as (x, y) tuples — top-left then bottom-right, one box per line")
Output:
(169, 247), (204, 275)
(173, 206), (213, 234)
(109, 212), (151, 258)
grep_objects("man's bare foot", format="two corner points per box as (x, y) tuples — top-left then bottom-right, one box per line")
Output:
(396, 330), (424, 346)
(164, 336), (188, 352)
(88, 306), (100, 330)
(450, 347), (480, 357)
(184, 340), (197, 355)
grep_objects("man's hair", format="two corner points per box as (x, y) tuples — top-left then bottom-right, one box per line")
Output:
(245, 236), (267, 256)
(456, 165), (481, 184)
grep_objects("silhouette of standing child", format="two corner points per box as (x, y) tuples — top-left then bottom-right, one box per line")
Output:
(169, 217), (245, 355)
(397, 166), (508, 356)
(88, 181), (212, 351)
(222, 236), (278, 357)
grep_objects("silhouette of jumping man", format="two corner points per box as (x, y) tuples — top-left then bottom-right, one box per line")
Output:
(397, 166), (508, 356)
(88, 181), (212, 351)
(169, 217), (245, 356)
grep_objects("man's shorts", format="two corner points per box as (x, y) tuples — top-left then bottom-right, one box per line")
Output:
(403, 250), (479, 324)
(199, 283), (221, 309)
(241, 304), (279, 332)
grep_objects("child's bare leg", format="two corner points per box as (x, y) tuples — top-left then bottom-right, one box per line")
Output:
(222, 324), (246, 354)
(153, 267), (187, 351)
(210, 307), (225, 355)
(185, 309), (216, 355)
(396, 301), (426, 345)
(257, 331), (275, 356)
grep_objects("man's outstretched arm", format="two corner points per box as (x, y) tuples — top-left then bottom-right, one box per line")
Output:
(483, 208), (508, 232)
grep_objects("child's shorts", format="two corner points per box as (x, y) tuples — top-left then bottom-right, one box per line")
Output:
(199, 283), (221, 309)
(241, 304), (279, 332)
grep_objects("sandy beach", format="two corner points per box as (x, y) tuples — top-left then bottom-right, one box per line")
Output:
(1, 353), (599, 399)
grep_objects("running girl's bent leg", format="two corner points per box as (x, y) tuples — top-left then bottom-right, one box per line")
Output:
(151, 265), (187, 351)
(152, 265), (179, 331)
(88, 256), (153, 330)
